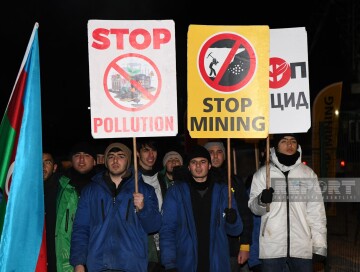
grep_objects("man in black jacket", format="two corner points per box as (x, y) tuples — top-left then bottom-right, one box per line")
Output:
(204, 141), (253, 272)
(43, 151), (62, 272)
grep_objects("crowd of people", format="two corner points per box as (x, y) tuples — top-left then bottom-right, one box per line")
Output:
(42, 134), (327, 272)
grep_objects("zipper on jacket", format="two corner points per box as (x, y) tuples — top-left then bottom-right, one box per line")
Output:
(126, 199), (131, 221)
(101, 199), (105, 221)
(65, 209), (69, 232)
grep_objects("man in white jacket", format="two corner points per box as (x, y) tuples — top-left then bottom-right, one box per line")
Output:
(248, 133), (327, 272)
(136, 137), (165, 271)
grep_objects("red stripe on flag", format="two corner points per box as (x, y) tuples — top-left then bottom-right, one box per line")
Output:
(7, 69), (27, 133)
(35, 218), (48, 272)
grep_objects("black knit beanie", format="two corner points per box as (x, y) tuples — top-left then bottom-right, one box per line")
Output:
(187, 145), (211, 165)
(69, 141), (96, 160)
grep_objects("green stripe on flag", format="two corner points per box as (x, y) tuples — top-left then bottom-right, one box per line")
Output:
(0, 110), (17, 236)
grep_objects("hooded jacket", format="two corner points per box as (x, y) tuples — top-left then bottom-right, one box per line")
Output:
(211, 166), (253, 256)
(248, 145), (327, 259)
(70, 169), (162, 272)
(139, 166), (166, 265)
(160, 175), (243, 271)
(55, 166), (96, 272)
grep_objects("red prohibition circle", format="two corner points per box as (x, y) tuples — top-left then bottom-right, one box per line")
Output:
(103, 53), (162, 112)
(198, 33), (256, 93)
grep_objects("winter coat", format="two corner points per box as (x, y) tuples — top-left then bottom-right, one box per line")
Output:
(248, 213), (261, 268)
(248, 145), (327, 259)
(157, 167), (174, 190)
(55, 175), (78, 272)
(44, 171), (61, 272)
(141, 170), (166, 265)
(215, 167), (253, 256)
(55, 168), (96, 272)
(212, 166), (253, 253)
(70, 170), (162, 272)
(246, 185), (262, 269)
(160, 179), (243, 272)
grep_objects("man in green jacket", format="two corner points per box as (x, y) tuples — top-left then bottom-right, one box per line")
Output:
(55, 141), (97, 272)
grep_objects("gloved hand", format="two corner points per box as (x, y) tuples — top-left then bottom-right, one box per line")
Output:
(260, 187), (274, 204)
(224, 208), (237, 224)
(313, 253), (326, 263)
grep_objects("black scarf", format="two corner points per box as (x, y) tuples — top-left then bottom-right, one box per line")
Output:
(67, 167), (96, 195)
(276, 150), (300, 166)
(190, 176), (211, 191)
(103, 170), (131, 196)
(138, 164), (157, 176)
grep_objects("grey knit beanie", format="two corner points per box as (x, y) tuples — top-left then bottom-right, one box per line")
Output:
(204, 141), (226, 160)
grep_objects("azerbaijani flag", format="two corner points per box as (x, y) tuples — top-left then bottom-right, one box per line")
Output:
(0, 23), (46, 271)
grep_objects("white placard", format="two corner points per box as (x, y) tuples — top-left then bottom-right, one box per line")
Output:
(88, 20), (178, 138)
(269, 27), (311, 133)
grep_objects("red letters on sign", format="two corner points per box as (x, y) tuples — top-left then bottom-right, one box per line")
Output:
(91, 28), (171, 50)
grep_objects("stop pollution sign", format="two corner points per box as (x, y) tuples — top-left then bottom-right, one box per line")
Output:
(88, 20), (178, 139)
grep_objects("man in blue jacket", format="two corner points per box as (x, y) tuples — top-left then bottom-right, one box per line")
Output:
(160, 145), (243, 272)
(204, 141), (253, 272)
(70, 142), (162, 272)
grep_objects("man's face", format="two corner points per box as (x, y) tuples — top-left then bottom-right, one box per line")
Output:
(165, 157), (182, 174)
(277, 136), (298, 155)
(97, 154), (105, 165)
(72, 152), (95, 174)
(137, 144), (157, 170)
(188, 157), (211, 182)
(43, 153), (57, 181)
(207, 146), (225, 168)
(106, 151), (128, 176)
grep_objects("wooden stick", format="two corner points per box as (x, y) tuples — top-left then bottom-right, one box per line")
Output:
(254, 142), (259, 171)
(266, 135), (270, 212)
(232, 147), (237, 175)
(133, 137), (138, 193)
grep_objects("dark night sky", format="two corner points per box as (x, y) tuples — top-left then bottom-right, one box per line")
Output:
(0, 1), (350, 158)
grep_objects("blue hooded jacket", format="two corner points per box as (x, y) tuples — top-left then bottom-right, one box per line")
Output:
(160, 179), (243, 272)
(70, 169), (161, 272)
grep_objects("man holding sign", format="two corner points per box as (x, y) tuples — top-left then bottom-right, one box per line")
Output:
(160, 145), (243, 272)
(70, 142), (161, 272)
(248, 134), (327, 272)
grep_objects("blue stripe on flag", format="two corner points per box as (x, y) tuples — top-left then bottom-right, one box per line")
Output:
(0, 23), (44, 272)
